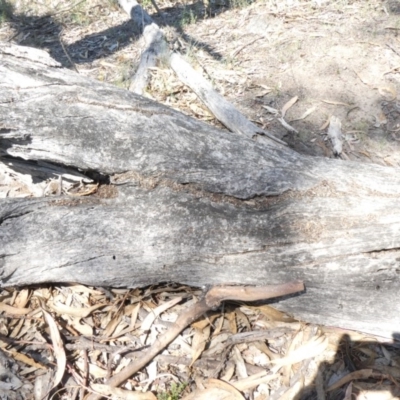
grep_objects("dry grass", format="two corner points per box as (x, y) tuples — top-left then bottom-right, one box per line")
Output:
(1, 0), (400, 399)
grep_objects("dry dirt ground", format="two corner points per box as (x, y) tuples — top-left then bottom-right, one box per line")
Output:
(1, 0), (400, 399)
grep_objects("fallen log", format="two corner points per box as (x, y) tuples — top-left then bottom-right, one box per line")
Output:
(1, 43), (400, 337)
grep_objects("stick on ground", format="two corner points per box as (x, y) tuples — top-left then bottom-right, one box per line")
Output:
(87, 281), (304, 399)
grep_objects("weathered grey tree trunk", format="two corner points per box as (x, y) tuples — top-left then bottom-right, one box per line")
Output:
(1, 43), (400, 338)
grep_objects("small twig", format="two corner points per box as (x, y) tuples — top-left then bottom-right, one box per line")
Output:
(87, 281), (304, 400)
(59, 29), (78, 73)
(230, 36), (264, 58)
(386, 43), (400, 58)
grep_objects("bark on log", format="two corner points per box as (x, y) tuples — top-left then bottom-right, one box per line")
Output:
(1, 44), (400, 338)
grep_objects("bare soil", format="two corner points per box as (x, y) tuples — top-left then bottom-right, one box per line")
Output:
(2, 0), (400, 163)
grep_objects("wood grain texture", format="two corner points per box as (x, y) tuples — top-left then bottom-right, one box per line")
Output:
(1, 44), (400, 337)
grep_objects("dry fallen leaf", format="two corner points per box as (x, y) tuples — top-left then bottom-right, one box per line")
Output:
(39, 301), (66, 390)
(291, 106), (316, 121)
(190, 326), (210, 367)
(281, 96), (298, 118)
(5, 349), (46, 370)
(206, 378), (245, 400)
(378, 86), (397, 100)
(327, 369), (373, 392)
(13, 289), (30, 309)
(0, 303), (31, 315)
(279, 379), (304, 400)
(91, 384), (157, 399)
(278, 117), (298, 133)
(262, 105), (279, 114)
(141, 296), (182, 332)
(48, 301), (107, 318)
(76, 360), (108, 379)
(322, 99), (352, 106)
(103, 310), (123, 337)
(271, 335), (328, 366)
(233, 371), (277, 391)
(343, 381), (353, 400)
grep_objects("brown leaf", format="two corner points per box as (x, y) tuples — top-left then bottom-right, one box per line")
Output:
(13, 289), (30, 309)
(226, 309), (237, 334)
(190, 326), (210, 367)
(48, 301), (107, 318)
(232, 371), (277, 391)
(0, 303), (31, 315)
(281, 96), (298, 118)
(103, 311), (123, 337)
(192, 313), (218, 330)
(279, 379), (304, 400)
(291, 106), (316, 122)
(141, 297), (182, 332)
(40, 301), (66, 390)
(6, 349), (46, 369)
(327, 369), (373, 392)
(248, 304), (296, 322)
(271, 335), (328, 367)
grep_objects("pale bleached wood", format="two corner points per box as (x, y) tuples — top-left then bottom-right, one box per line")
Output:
(1, 45), (400, 337)
(118, 0), (285, 146)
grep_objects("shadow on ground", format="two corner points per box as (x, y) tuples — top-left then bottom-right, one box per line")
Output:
(0, 0), (241, 67)
(292, 333), (400, 400)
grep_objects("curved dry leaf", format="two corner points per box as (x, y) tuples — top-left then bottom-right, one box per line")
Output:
(343, 381), (353, 400)
(192, 313), (219, 330)
(378, 86), (397, 101)
(353, 69), (371, 86)
(322, 100), (352, 106)
(91, 384), (157, 399)
(282, 329), (304, 386)
(6, 349), (46, 369)
(233, 371), (277, 392)
(319, 115), (331, 130)
(141, 297), (182, 332)
(262, 105), (279, 114)
(233, 346), (248, 379)
(13, 289), (30, 309)
(281, 96), (298, 118)
(206, 379), (245, 400)
(248, 304), (296, 323)
(278, 117), (298, 133)
(48, 302), (107, 318)
(291, 106), (316, 121)
(103, 311), (123, 337)
(327, 369), (373, 392)
(225, 309), (237, 334)
(67, 316), (93, 336)
(76, 360), (107, 379)
(279, 379), (304, 400)
(0, 303), (31, 315)
(271, 335), (328, 366)
(40, 305), (66, 389)
(190, 326), (210, 367)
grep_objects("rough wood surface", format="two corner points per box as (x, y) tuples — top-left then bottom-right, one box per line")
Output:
(1, 44), (400, 337)
(118, 0), (285, 145)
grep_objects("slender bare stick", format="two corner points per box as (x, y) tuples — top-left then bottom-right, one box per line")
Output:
(87, 281), (304, 400)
